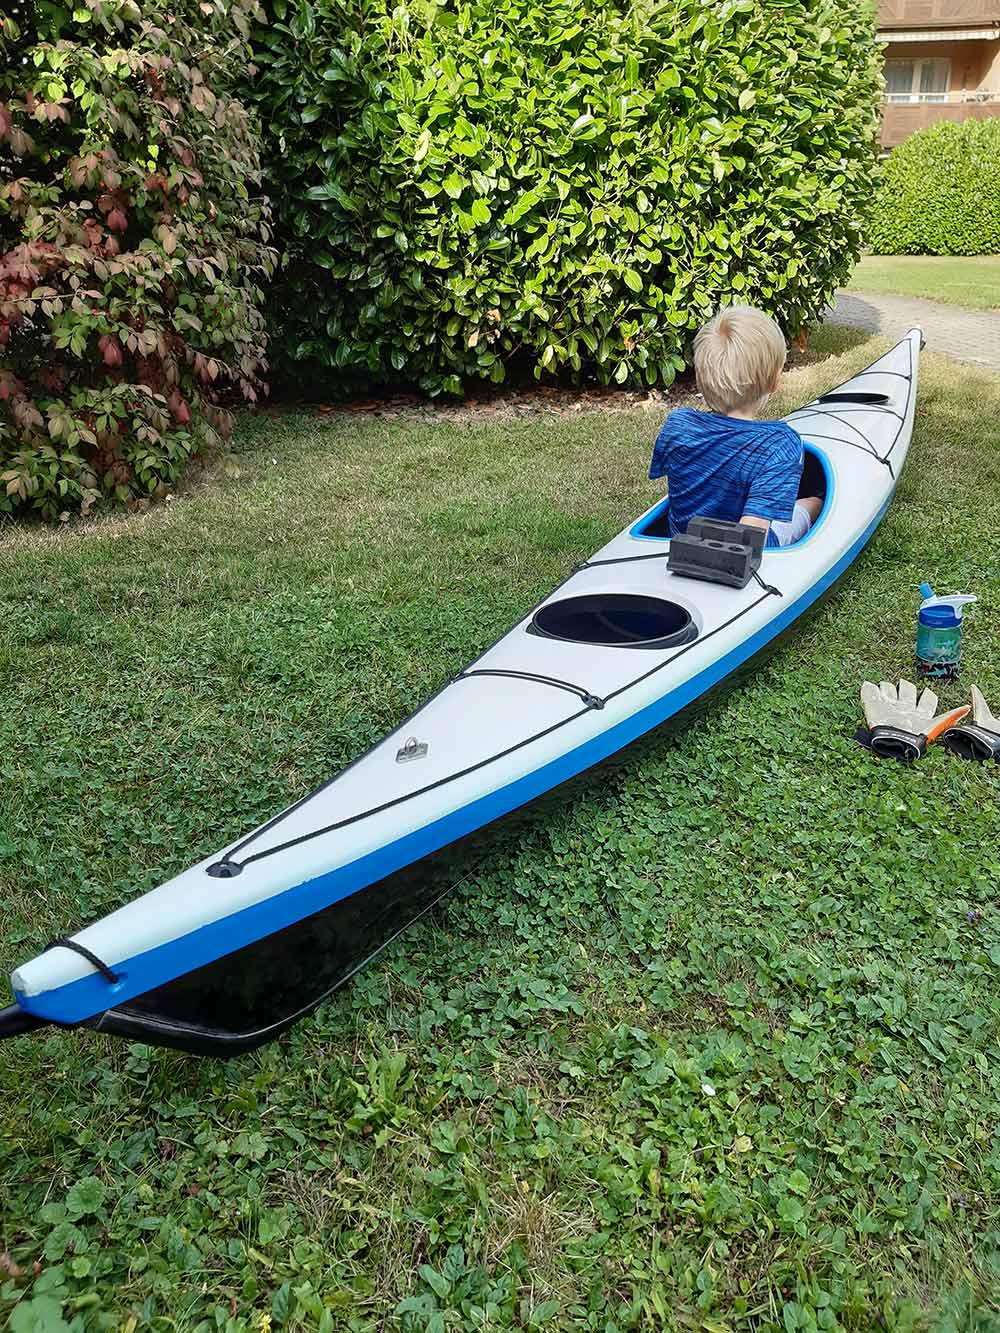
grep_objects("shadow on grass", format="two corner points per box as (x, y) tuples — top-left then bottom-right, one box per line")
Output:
(790, 319), (878, 372)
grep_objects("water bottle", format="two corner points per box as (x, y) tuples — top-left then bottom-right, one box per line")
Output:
(916, 583), (976, 681)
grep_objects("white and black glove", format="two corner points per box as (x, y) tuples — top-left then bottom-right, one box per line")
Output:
(941, 687), (1000, 762)
(858, 679), (970, 763)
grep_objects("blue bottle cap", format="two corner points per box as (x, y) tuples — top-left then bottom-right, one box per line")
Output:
(919, 605), (960, 628)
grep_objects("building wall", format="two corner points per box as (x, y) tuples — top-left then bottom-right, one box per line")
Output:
(879, 0), (1000, 28)
(985, 36), (1000, 88)
(877, 1), (1000, 144)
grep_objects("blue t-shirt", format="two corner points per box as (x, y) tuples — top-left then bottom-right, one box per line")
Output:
(649, 408), (803, 550)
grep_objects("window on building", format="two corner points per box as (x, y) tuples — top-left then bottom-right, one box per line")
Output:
(885, 57), (951, 103)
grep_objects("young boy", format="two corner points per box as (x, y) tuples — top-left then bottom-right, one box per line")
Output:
(649, 306), (822, 548)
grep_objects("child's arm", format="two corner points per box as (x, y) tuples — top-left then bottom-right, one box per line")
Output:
(738, 513), (771, 538)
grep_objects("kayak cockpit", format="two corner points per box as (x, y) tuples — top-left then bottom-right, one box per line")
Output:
(631, 442), (833, 545)
(529, 593), (698, 649)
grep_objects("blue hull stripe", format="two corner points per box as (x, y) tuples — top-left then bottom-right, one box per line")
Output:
(18, 493), (893, 1025)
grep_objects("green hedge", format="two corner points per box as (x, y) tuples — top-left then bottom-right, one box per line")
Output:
(251, 0), (882, 395)
(868, 118), (1000, 257)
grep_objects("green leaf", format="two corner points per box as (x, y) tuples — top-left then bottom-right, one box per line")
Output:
(66, 1177), (106, 1219)
(787, 1169), (811, 1196)
(442, 172), (466, 200)
(529, 1301), (562, 1327)
(9, 1298), (70, 1333)
(504, 188), (543, 226)
(442, 1245), (466, 1281)
(272, 1283), (293, 1326)
(623, 269), (643, 293)
(778, 1197), (805, 1225)
(304, 181), (359, 212)
(419, 1265), (451, 1300)
(395, 1297), (433, 1316)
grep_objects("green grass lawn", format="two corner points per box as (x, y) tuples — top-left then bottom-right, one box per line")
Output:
(2, 327), (1000, 1332)
(847, 255), (1000, 313)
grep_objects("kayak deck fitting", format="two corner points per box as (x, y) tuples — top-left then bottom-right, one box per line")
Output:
(0, 329), (922, 1057)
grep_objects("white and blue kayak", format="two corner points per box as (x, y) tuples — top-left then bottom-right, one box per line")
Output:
(0, 329), (921, 1056)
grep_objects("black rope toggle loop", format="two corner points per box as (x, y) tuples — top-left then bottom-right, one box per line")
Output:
(44, 938), (120, 984)
(751, 569), (783, 598)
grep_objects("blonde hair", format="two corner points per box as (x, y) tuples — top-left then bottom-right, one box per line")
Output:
(693, 306), (787, 413)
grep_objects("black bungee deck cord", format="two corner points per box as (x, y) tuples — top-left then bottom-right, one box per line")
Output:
(209, 581), (784, 875)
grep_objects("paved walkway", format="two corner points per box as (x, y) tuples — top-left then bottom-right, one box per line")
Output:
(827, 290), (1000, 373)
